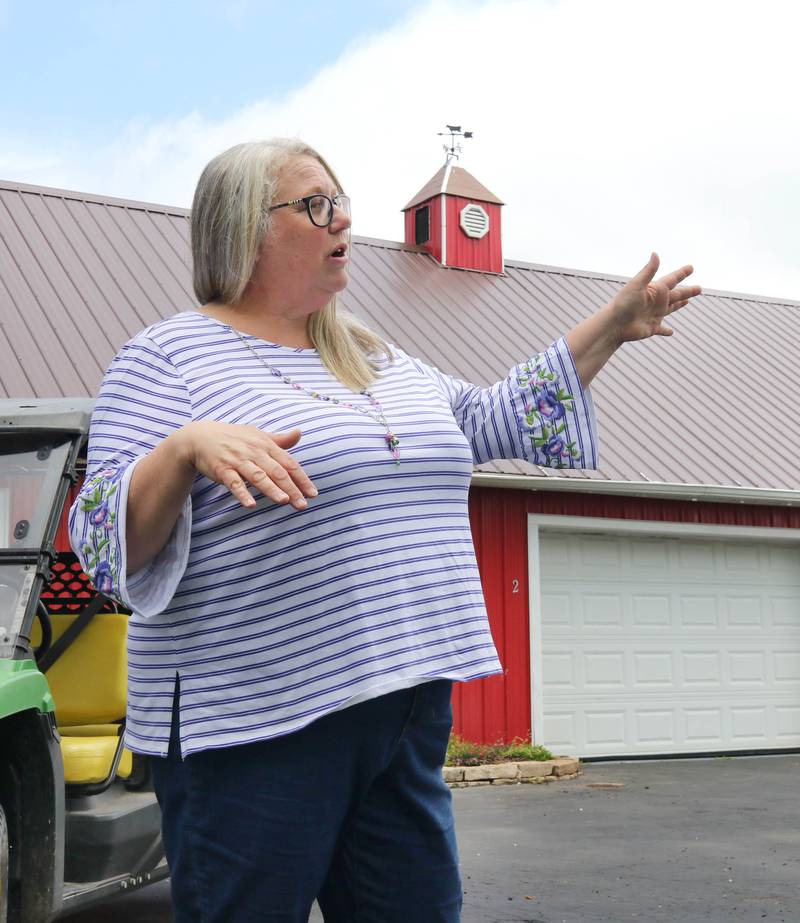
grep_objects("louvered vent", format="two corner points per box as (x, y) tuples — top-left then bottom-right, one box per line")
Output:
(459, 203), (489, 239)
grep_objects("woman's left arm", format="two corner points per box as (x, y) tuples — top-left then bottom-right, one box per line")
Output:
(566, 253), (701, 389)
(406, 252), (699, 471)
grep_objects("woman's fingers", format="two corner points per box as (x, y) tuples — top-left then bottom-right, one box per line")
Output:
(231, 430), (317, 510)
(631, 252), (661, 286)
(268, 428), (303, 450)
(248, 454), (309, 509)
(669, 284), (701, 303)
(219, 467), (259, 509)
(262, 441), (318, 499)
(195, 424), (317, 510)
(656, 264), (696, 291)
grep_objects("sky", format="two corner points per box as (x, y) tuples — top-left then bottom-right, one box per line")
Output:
(2, 0), (798, 301)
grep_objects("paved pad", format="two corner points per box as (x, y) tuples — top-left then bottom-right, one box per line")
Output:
(65, 755), (799, 922)
(455, 755), (799, 922)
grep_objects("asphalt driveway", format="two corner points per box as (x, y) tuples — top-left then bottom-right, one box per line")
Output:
(65, 754), (799, 922)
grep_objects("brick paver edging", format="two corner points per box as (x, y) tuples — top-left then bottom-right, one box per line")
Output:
(443, 757), (580, 788)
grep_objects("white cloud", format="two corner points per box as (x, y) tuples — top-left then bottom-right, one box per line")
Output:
(8, 0), (800, 299)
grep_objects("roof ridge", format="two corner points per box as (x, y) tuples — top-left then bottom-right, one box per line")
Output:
(3, 179), (795, 307)
(0, 178), (190, 217)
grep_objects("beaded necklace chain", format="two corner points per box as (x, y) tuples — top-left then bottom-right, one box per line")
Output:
(233, 328), (401, 465)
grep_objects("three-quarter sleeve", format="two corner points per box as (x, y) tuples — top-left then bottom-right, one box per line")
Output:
(406, 337), (599, 469)
(69, 335), (194, 617)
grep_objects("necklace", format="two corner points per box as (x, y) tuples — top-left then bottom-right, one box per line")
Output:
(233, 328), (401, 465)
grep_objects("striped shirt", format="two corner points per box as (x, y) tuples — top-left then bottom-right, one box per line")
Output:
(69, 311), (598, 757)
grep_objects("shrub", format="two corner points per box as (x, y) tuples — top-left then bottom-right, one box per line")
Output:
(445, 734), (553, 766)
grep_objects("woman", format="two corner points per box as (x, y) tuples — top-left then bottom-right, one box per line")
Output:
(70, 138), (700, 922)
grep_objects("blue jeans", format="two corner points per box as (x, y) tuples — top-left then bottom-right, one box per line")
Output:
(151, 679), (462, 922)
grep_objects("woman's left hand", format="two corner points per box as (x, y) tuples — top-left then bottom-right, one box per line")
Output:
(608, 252), (701, 344)
(565, 252), (702, 389)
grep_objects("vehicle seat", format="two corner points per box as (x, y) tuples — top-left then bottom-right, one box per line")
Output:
(32, 612), (133, 786)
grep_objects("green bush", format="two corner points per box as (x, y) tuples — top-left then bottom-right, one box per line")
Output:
(445, 734), (553, 766)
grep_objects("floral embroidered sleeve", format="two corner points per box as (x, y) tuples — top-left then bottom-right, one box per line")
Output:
(69, 334), (194, 616)
(405, 336), (599, 469)
(76, 466), (125, 596)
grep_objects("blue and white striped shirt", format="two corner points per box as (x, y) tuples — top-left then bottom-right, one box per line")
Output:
(69, 311), (598, 757)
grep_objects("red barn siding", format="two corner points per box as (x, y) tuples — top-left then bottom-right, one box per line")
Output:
(444, 195), (503, 274)
(454, 488), (531, 743)
(455, 485), (800, 745)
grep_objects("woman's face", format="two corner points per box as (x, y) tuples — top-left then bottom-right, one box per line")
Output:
(245, 154), (351, 316)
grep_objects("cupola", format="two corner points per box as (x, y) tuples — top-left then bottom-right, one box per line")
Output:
(402, 160), (504, 274)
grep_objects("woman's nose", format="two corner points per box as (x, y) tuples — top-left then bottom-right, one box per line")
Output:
(330, 203), (351, 232)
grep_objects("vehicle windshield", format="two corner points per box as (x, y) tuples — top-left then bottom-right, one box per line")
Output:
(0, 435), (72, 551)
(0, 562), (36, 657)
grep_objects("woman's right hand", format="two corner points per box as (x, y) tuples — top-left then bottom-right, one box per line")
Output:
(172, 422), (317, 511)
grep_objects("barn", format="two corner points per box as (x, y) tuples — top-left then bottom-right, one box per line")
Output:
(1, 162), (799, 760)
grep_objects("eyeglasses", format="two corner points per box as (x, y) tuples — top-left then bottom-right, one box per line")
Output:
(268, 193), (351, 228)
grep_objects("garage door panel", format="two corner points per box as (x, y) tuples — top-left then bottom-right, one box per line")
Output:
(731, 707), (769, 742)
(776, 706), (800, 738)
(728, 597), (764, 626)
(542, 701), (800, 756)
(728, 651), (766, 683)
(773, 599), (800, 625)
(632, 595), (672, 627)
(636, 710), (675, 744)
(680, 596), (719, 628)
(774, 651), (800, 682)
(538, 531), (800, 756)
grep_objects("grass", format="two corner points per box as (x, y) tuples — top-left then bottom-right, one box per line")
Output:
(446, 733), (553, 766)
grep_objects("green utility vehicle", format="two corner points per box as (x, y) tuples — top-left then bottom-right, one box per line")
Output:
(0, 399), (167, 922)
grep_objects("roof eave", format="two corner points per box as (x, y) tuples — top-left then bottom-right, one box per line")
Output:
(470, 470), (800, 507)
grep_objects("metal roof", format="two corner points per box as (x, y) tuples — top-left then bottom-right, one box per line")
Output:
(1, 178), (798, 494)
(402, 165), (504, 211)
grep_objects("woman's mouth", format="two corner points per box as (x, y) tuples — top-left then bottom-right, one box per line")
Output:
(328, 243), (348, 261)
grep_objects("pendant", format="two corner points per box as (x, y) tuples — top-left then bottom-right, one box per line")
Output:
(385, 432), (401, 465)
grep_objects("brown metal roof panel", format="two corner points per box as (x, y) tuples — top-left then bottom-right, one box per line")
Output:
(0, 333), (37, 398)
(0, 194), (88, 395)
(444, 167), (503, 205)
(105, 206), (193, 314)
(81, 202), (177, 328)
(0, 178), (191, 218)
(361, 255), (510, 379)
(33, 195), (136, 351)
(376, 255), (508, 381)
(127, 209), (195, 305)
(0, 248), (61, 396)
(145, 209), (192, 261)
(402, 166), (447, 211)
(343, 250), (432, 354)
(22, 194), (131, 367)
(401, 165), (504, 211)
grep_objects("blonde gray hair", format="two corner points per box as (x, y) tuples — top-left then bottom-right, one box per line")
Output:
(191, 139), (391, 391)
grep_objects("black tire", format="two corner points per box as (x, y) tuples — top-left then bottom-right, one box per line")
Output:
(0, 801), (8, 923)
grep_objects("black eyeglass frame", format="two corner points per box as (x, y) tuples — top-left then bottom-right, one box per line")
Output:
(268, 193), (351, 228)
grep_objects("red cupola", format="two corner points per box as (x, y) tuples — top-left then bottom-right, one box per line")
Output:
(402, 162), (504, 274)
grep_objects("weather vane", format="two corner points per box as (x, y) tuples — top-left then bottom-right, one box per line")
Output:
(437, 124), (473, 164)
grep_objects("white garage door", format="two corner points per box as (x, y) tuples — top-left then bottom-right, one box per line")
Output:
(536, 530), (800, 757)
